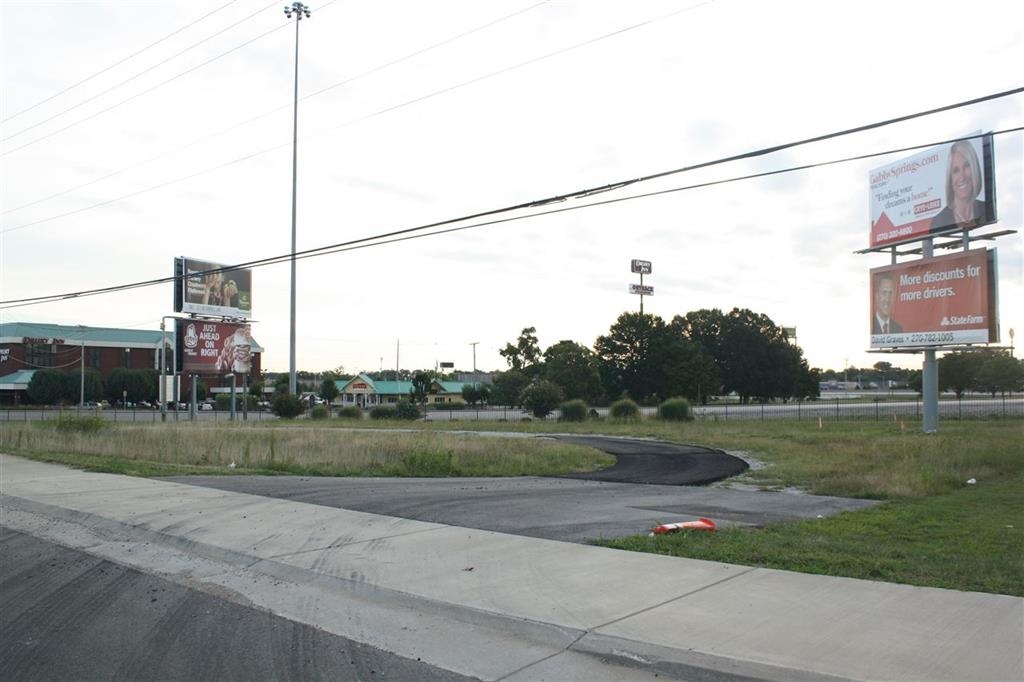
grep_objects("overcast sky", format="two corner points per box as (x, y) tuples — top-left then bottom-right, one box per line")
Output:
(2, 0), (1021, 375)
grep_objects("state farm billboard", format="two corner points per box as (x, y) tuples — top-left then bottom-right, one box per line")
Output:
(869, 249), (998, 349)
(176, 320), (253, 374)
(869, 133), (996, 248)
(175, 257), (252, 319)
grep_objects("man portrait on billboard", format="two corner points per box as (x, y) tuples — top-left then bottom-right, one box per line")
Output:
(872, 273), (903, 334)
(930, 139), (988, 234)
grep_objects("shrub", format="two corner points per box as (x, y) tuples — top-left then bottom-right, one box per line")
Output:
(659, 397), (692, 421)
(337, 406), (363, 420)
(51, 415), (109, 433)
(429, 402), (465, 411)
(370, 405), (397, 420)
(559, 399), (588, 422)
(609, 398), (640, 420)
(395, 399), (420, 420)
(271, 394), (307, 419)
(519, 380), (565, 419)
(310, 405), (329, 420)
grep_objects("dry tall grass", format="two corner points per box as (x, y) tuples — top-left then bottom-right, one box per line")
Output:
(0, 422), (612, 477)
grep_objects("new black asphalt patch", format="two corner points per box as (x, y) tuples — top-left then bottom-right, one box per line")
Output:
(551, 436), (749, 485)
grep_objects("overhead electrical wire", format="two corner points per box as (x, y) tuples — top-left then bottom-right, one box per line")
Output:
(1, 0), (551, 216)
(2, 0), (697, 224)
(3, 124), (1020, 311)
(1, 0), (241, 123)
(1, 0), (280, 141)
(4, 85), (1021, 236)
(0, 2), (341, 157)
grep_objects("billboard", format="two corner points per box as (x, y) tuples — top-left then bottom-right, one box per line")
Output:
(869, 133), (996, 248)
(176, 320), (253, 374)
(629, 284), (654, 295)
(869, 249), (998, 349)
(175, 257), (252, 319)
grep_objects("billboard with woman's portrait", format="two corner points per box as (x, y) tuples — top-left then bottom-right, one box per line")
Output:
(868, 132), (996, 249)
(174, 257), (253, 319)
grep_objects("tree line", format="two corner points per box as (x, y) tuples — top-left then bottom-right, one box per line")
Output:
(488, 308), (819, 408)
(26, 368), (160, 406)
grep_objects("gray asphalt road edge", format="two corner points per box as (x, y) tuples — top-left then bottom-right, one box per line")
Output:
(3, 493), (855, 682)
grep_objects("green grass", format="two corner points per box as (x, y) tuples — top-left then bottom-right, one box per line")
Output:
(597, 472), (1023, 596)
(2, 417), (1021, 594)
(582, 420), (1024, 596)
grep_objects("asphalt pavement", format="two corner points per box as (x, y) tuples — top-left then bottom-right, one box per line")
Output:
(3, 453), (1021, 681)
(163, 436), (853, 543)
(1, 527), (471, 682)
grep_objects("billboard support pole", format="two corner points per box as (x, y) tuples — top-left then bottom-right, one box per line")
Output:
(920, 238), (939, 433)
(639, 272), (645, 315)
(159, 316), (177, 422)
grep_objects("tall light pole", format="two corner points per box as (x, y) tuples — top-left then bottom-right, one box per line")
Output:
(285, 1), (311, 395)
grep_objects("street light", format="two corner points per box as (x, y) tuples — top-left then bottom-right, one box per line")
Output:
(284, 1), (311, 395)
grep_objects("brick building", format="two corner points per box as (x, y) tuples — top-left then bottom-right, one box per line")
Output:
(0, 322), (262, 405)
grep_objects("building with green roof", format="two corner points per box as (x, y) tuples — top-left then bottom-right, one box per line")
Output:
(335, 373), (466, 408)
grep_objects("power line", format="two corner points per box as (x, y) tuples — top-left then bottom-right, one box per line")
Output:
(0, 3), (318, 157)
(1, 1), (279, 142)
(1, 0), (551, 216)
(3, 125), (1020, 310)
(2, 0), (690, 225)
(1, 0), (240, 123)
(4, 85), (1021, 236)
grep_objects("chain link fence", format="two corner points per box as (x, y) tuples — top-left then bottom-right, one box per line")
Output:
(3, 394), (1021, 423)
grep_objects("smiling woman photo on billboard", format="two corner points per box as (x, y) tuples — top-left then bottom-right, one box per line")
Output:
(930, 139), (988, 234)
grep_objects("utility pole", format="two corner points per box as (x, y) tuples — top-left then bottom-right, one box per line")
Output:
(285, 1), (311, 395)
(78, 325), (86, 413)
(470, 341), (479, 373)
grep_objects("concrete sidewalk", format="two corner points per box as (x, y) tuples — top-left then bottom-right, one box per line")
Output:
(2, 454), (1021, 681)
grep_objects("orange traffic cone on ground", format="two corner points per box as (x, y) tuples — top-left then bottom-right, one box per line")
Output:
(650, 517), (716, 535)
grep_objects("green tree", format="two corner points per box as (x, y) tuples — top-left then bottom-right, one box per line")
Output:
(27, 369), (65, 405)
(499, 327), (542, 375)
(938, 351), (981, 398)
(519, 379), (564, 418)
(490, 370), (529, 407)
(61, 369), (104, 404)
(105, 369), (155, 404)
(676, 308), (814, 403)
(410, 371), (431, 408)
(593, 312), (667, 402)
(319, 378), (339, 404)
(542, 340), (603, 404)
(461, 383), (490, 407)
(907, 369), (923, 394)
(973, 351), (1024, 396)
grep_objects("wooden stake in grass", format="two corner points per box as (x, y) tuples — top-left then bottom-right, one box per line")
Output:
(818, 416), (823, 430)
